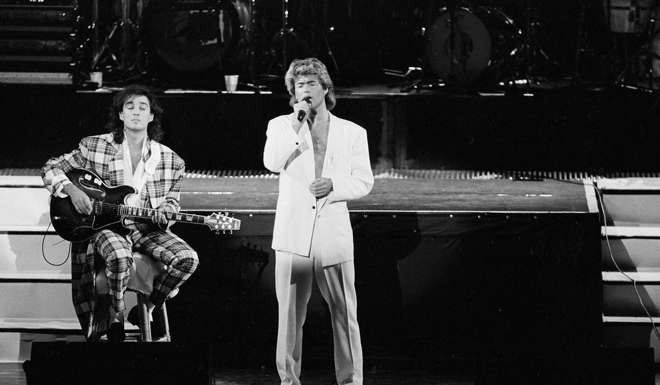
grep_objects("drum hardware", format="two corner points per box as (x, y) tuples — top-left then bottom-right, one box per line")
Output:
(243, 0), (268, 90)
(498, 0), (559, 89)
(89, 0), (145, 80)
(613, 0), (660, 90)
(429, 0), (467, 86)
(573, 0), (592, 82)
(318, 0), (340, 74)
(398, 0), (473, 92)
(266, 0), (305, 75)
(139, 0), (253, 88)
(266, 0), (338, 77)
(409, 0), (523, 91)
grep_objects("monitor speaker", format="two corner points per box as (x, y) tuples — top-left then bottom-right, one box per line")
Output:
(23, 341), (212, 385)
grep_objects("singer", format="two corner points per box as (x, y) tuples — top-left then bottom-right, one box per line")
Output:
(263, 58), (374, 385)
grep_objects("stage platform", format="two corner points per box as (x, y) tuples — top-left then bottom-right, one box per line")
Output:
(0, 169), (603, 380)
(180, 171), (597, 214)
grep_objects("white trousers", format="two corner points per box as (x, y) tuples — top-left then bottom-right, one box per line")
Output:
(275, 251), (363, 385)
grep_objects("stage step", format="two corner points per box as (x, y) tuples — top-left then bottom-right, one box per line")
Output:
(0, 318), (137, 333)
(602, 272), (660, 283)
(0, 332), (84, 362)
(0, 281), (136, 320)
(0, 186), (51, 227)
(602, 226), (660, 238)
(0, 232), (71, 274)
(603, 283), (660, 317)
(597, 178), (660, 225)
(0, 272), (69, 282)
(597, 179), (660, 361)
(0, 282), (76, 319)
(603, 316), (660, 324)
(601, 238), (660, 270)
(0, 327), (139, 362)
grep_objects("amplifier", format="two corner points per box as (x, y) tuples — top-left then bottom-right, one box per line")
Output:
(0, 0), (79, 76)
(0, 0), (77, 5)
(0, 5), (77, 27)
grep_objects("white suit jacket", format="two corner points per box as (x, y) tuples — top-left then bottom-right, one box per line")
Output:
(263, 112), (374, 266)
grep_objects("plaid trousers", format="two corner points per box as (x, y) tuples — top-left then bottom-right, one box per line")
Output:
(93, 228), (199, 312)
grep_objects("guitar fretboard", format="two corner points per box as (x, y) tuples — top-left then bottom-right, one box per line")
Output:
(95, 202), (206, 225)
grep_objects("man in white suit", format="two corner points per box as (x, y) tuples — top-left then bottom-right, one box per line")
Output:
(263, 58), (374, 385)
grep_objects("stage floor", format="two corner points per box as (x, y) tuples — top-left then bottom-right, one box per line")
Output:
(181, 174), (597, 214)
(4, 363), (660, 385)
(0, 363), (474, 385)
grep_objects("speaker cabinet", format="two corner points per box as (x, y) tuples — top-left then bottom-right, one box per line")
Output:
(23, 341), (212, 385)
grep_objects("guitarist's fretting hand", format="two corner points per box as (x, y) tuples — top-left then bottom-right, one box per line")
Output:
(152, 205), (174, 229)
(63, 183), (93, 215)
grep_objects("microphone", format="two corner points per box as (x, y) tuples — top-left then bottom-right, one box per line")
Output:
(297, 97), (312, 122)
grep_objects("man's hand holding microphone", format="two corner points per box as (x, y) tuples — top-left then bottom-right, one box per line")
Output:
(291, 96), (312, 133)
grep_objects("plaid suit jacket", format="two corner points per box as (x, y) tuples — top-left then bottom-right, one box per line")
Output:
(42, 133), (185, 340)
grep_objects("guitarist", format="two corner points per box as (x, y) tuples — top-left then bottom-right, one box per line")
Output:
(41, 85), (199, 342)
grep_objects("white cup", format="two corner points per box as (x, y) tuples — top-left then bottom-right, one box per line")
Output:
(224, 74), (239, 92)
(90, 71), (103, 87)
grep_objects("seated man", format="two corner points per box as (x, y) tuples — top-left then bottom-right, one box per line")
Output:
(42, 85), (199, 342)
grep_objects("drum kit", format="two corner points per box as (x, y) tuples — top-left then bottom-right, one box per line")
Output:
(87, 0), (254, 87)
(86, 0), (660, 91)
(399, 0), (571, 91)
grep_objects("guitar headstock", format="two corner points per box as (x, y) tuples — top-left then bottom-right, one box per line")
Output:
(205, 212), (241, 234)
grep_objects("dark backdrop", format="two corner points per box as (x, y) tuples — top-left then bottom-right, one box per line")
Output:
(4, 85), (660, 172)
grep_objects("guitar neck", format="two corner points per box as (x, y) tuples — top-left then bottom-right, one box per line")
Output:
(99, 202), (206, 225)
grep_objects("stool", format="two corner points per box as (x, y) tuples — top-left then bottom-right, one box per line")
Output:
(95, 252), (175, 342)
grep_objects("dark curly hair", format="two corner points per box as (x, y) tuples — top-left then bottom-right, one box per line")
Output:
(105, 85), (164, 143)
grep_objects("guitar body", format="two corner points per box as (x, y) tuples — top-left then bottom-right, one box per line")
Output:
(50, 168), (137, 242)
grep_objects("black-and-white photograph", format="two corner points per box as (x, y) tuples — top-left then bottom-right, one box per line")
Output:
(1, 0), (660, 384)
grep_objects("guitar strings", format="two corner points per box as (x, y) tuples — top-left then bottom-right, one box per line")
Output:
(96, 201), (201, 221)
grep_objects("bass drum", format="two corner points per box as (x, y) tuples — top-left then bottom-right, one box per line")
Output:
(142, 0), (251, 74)
(425, 6), (521, 85)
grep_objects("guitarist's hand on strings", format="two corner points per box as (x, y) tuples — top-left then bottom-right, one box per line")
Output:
(63, 183), (92, 215)
(152, 204), (174, 229)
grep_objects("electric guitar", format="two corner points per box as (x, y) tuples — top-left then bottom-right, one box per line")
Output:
(49, 167), (241, 242)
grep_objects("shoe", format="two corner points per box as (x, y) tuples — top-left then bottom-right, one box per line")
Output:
(107, 321), (125, 342)
(127, 305), (141, 326)
(127, 305), (167, 340)
(151, 306), (166, 340)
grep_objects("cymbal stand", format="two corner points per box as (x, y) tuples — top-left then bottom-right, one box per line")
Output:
(319, 0), (340, 73)
(573, 0), (603, 84)
(242, 0), (269, 91)
(395, 0), (457, 92)
(267, 0), (303, 75)
(446, 0), (460, 84)
(504, 0), (558, 87)
(90, 0), (143, 77)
